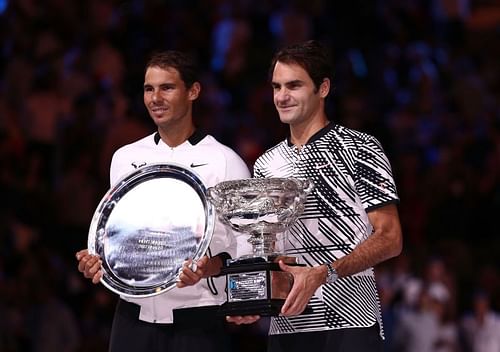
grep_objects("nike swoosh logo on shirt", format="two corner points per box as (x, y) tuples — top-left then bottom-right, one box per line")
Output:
(131, 162), (147, 169)
(190, 163), (208, 168)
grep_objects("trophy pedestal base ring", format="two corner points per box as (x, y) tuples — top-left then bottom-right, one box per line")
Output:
(218, 257), (301, 317)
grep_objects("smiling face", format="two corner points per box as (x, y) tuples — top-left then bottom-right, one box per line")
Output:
(271, 61), (329, 128)
(143, 66), (200, 131)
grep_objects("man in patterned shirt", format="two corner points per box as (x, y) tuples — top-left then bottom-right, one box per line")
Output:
(228, 40), (403, 351)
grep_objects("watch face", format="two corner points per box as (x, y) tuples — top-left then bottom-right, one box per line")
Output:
(87, 163), (215, 297)
(325, 263), (338, 284)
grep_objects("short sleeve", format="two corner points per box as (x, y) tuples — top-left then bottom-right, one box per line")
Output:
(354, 136), (399, 211)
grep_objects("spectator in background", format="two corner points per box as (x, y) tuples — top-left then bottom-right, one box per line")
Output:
(461, 291), (500, 352)
(393, 282), (460, 352)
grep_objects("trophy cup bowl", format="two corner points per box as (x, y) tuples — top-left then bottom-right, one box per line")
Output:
(207, 177), (313, 316)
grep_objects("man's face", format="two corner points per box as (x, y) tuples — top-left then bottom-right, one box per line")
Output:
(271, 61), (324, 127)
(143, 66), (198, 129)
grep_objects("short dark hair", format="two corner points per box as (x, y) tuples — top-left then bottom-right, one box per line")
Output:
(269, 40), (333, 91)
(145, 50), (199, 88)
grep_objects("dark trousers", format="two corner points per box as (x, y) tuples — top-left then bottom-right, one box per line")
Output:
(109, 299), (231, 352)
(268, 324), (383, 352)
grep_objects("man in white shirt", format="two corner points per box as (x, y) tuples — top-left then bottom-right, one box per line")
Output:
(76, 50), (249, 352)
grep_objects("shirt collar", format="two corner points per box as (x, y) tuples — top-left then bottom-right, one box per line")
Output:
(286, 121), (334, 147)
(154, 129), (206, 146)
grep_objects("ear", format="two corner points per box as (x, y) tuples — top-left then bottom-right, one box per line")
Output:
(319, 78), (330, 98)
(188, 82), (201, 101)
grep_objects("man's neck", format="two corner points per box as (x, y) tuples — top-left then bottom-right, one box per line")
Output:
(290, 116), (329, 147)
(157, 123), (196, 148)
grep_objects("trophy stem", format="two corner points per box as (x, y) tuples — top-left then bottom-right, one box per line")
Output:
(248, 231), (277, 257)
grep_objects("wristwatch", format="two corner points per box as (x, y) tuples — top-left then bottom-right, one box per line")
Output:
(323, 262), (338, 284)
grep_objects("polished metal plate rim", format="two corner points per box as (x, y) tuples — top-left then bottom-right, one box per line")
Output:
(87, 162), (215, 298)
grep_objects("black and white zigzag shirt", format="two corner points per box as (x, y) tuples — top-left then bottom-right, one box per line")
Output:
(253, 122), (399, 336)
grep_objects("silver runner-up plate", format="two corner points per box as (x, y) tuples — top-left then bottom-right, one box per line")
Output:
(87, 163), (215, 298)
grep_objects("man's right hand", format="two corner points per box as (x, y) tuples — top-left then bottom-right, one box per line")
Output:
(76, 249), (103, 284)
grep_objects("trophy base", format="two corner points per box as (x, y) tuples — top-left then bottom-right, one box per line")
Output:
(224, 255), (300, 271)
(218, 299), (285, 316)
(220, 257), (304, 317)
(228, 254), (299, 265)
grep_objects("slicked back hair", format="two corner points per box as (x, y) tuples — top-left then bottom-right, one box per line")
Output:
(145, 50), (199, 88)
(270, 40), (333, 92)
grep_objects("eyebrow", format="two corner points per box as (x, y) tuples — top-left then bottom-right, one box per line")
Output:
(143, 83), (176, 89)
(271, 79), (304, 87)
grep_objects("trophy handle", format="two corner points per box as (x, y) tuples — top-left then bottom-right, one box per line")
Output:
(207, 187), (222, 207)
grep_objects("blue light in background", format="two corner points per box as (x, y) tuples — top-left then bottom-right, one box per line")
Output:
(348, 49), (368, 78)
(0, 0), (7, 14)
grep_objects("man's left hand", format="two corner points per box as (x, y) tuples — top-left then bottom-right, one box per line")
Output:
(177, 256), (208, 287)
(279, 260), (327, 316)
(177, 255), (223, 288)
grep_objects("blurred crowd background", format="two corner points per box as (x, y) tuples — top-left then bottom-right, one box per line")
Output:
(1, 0), (499, 351)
